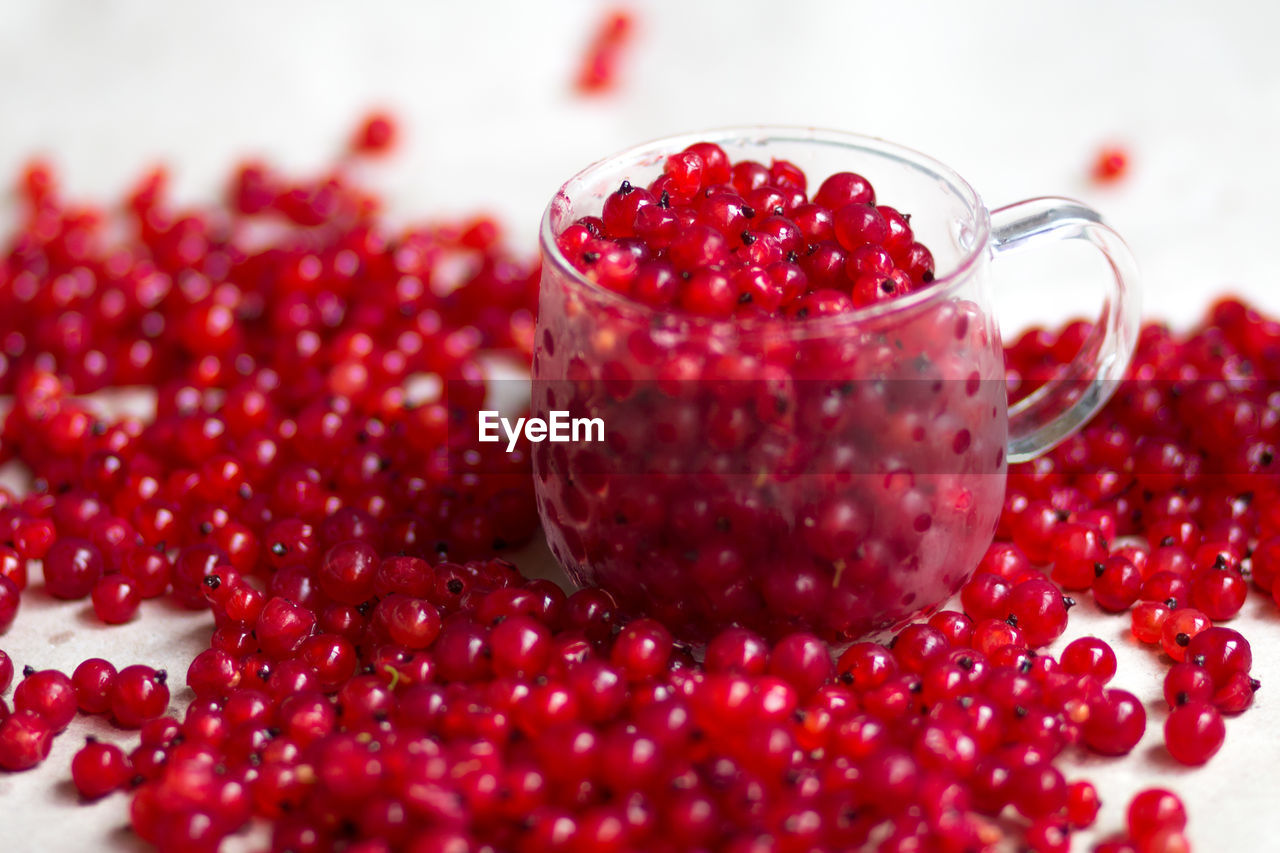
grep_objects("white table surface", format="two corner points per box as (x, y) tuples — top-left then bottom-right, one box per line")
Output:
(1, 2), (1279, 850)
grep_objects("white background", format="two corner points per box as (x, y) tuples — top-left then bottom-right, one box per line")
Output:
(1, 2), (1279, 850)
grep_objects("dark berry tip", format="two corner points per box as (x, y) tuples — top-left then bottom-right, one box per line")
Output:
(23, 665), (35, 677)
(1175, 632), (1191, 647)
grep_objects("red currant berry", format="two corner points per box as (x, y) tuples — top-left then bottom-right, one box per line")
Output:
(72, 658), (118, 714)
(110, 665), (170, 728)
(72, 736), (132, 799)
(1164, 701), (1225, 765)
(1127, 788), (1187, 842)
(14, 668), (77, 731)
(1083, 689), (1146, 755)
(91, 574), (141, 624)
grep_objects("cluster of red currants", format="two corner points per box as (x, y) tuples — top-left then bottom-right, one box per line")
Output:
(556, 141), (936, 318)
(0, 117), (1276, 852)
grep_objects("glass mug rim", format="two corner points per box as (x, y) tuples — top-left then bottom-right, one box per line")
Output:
(539, 125), (993, 331)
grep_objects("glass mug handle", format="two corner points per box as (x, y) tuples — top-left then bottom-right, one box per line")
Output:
(990, 197), (1142, 464)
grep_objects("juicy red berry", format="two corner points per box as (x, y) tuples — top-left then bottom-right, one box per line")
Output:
(71, 737), (131, 799)
(1092, 554), (1143, 612)
(891, 623), (950, 674)
(91, 574), (141, 624)
(1060, 636), (1117, 684)
(1092, 146), (1130, 183)
(662, 152), (704, 200)
(14, 668), (77, 731)
(813, 171), (874, 209)
(1160, 608), (1212, 662)
(1006, 579), (1070, 648)
(1127, 788), (1187, 845)
(256, 596), (318, 658)
(1048, 523), (1106, 590)
(72, 658), (119, 714)
(372, 594), (441, 650)
(1189, 569), (1247, 620)
(574, 10), (633, 94)
(1212, 671), (1259, 714)
(109, 665), (170, 728)
(1083, 688), (1146, 755)
(610, 617), (673, 681)
(971, 617), (1026, 657)
(768, 633), (833, 699)
(0, 709), (54, 771)
(927, 610), (974, 646)
(832, 203), (888, 252)
(42, 537), (104, 599)
(1164, 700), (1225, 765)
(1065, 780), (1101, 829)
(350, 111), (397, 155)
(1163, 662), (1214, 709)
(1131, 601), (1171, 644)
(960, 573), (1011, 621)
(318, 540), (379, 605)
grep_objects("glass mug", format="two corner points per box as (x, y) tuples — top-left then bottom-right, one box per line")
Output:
(531, 127), (1140, 643)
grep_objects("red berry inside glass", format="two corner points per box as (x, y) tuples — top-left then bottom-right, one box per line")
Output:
(557, 141), (935, 318)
